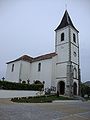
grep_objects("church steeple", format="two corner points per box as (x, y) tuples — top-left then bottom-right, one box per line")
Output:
(55, 10), (78, 32)
(55, 10), (80, 96)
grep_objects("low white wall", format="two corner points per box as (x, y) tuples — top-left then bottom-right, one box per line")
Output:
(0, 90), (38, 98)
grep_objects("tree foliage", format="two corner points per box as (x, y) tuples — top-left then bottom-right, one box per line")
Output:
(81, 83), (90, 97)
(34, 80), (42, 84)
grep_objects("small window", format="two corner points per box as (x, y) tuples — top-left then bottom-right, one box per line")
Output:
(11, 64), (14, 72)
(61, 33), (64, 41)
(73, 33), (76, 43)
(38, 63), (41, 72)
(73, 51), (77, 57)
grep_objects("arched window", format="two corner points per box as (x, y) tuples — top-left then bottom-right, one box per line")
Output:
(73, 68), (77, 79)
(11, 64), (14, 72)
(38, 63), (41, 72)
(73, 33), (76, 43)
(61, 33), (64, 41)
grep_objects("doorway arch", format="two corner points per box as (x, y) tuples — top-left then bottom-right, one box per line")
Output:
(73, 82), (77, 95)
(57, 81), (65, 95)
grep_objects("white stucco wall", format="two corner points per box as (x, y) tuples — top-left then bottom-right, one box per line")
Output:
(57, 44), (69, 62)
(51, 56), (57, 87)
(20, 61), (31, 82)
(6, 61), (21, 82)
(30, 58), (53, 89)
(56, 63), (67, 78)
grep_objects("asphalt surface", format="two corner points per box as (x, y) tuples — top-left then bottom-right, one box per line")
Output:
(0, 99), (90, 120)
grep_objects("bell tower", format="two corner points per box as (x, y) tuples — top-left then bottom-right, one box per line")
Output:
(55, 10), (81, 96)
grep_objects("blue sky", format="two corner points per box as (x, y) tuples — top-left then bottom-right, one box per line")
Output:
(0, 0), (90, 82)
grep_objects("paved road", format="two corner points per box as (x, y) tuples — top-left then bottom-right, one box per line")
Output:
(0, 99), (90, 120)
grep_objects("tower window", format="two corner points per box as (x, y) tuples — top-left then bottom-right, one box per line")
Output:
(61, 33), (64, 41)
(73, 68), (77, 79)
(11, 64), (14, 72)
(38, 63), (41, 72)
(73, 33), (76, 43)
(73, 51), (77, 57)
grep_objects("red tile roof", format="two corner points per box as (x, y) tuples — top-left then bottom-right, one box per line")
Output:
(33, 52), (57, 62)
(6, 52), (57, 64)
(6, 55), (33, 64)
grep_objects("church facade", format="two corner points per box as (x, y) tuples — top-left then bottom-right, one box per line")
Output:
(6, 10), (81, 96)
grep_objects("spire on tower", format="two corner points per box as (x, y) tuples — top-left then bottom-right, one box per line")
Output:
(55, 10), (78, 32)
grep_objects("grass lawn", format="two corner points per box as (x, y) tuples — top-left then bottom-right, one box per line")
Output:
(11, 95), (74, 103)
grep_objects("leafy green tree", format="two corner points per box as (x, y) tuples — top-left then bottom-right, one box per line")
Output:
(34, 80), (42, 84)
(81, 83), (90, 98)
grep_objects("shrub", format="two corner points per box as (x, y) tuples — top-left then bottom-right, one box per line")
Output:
(0, 80), (44, 91)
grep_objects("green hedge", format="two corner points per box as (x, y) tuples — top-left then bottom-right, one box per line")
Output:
(11, 95), (74, 103)
(0, 81), (43, 91)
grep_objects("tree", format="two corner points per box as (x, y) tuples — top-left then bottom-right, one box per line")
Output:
(81, 83), (90, 98)
(22, 81), (26, 84)
(34, 80), (42, 84)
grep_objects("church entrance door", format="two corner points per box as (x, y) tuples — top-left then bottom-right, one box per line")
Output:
(58, 81), (65, 95)
(73, 82), (77, 95)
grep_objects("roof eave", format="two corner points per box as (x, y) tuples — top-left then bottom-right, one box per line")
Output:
(54, 25), (79, 33)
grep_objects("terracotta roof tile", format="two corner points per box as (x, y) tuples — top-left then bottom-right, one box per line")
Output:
(6, 52), (57, 64)
(33, 52), (57, 62)
(6, 55), (33, 64)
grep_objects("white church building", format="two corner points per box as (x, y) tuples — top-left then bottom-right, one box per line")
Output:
(6, 10), (81, 96)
